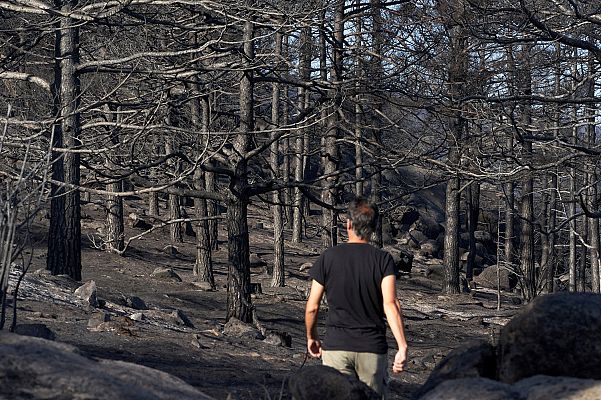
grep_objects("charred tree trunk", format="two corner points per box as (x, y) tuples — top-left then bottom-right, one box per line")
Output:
(587, 56), (600, 293)
(165, 139), (183, 244)
(105, 107), (124, 254)
(47, 4), (82, 280)
(291, 27), (311, 243)
(270, 31), (285, 288)
(320, 1), (343, 249)
(441, 0), (467, 294)
(226, 19), (254, 323)
(194, 171), (214, 287)
(466, 181), (480, 282)
(188, 77), (214, 287)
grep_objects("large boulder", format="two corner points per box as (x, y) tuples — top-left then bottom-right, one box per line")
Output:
(514, 375), (601, 400)
(404, 229), (428, 249)
(415, 341), (496, 398)
(0, 332), (213, 400)
(498, 292), (601, 383)
(418, 375), (601, 400)
(383, 246), (413, 273)
(150, 267), (182, 282)
(418, 377), (520, 400)
(288, 365), (379, 400)
(473, 265), (517, 291)
(419, 240), (442, 259)
(410, 216), (443, 240)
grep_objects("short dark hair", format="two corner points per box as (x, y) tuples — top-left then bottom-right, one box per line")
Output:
(347, 197), (379, 240)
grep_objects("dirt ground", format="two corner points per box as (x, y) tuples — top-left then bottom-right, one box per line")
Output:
(6, 198), (523, 399)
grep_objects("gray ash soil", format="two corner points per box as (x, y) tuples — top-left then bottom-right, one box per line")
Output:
(7, 199), (522, 399)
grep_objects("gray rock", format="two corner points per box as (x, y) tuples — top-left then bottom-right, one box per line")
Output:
(128, 213), (153, 230)
(223, 317), (263, 339)
(426, 264), (446, 282)
(0, 332), (213, 400)
(263, 331), (292, 347)
(87, 311), (111, 329)
(150, 267), (182, 282)
(405, 229), (428, 249)
(419, 240), (441, 258)
(249, 253), (267, 268)
(288, 365), (380, 400)
(170, 310), (194, 328)
(383, 246), (413, 273)
(474, 230), (493, 244)
(191, 281), (215, 291)
(411, 216), (443, 240)
(162, 245), (179, 256)
(191, 333), (209, 349)
(74, 280), (99, 307)
(129, 312), (144, 321)
(418, 377), (521, 400)
(418, 375), (601, 400)
(498, 292), (601, 383)
(515, 375), (601, 400)
(124, 295), (147, 310)
(299, 262), (313, 272)
(416, 341), (496, 398)
(473, 265), (517, 291)
(13, 323), (56, 341)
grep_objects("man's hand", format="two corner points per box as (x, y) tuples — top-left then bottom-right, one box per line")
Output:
(307, 338), (322, 358)
(392, 347), (407, 373)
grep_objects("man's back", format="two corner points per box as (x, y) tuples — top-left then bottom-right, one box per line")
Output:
(310, 243), (396, 354)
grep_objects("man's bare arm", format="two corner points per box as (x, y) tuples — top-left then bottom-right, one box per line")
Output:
(381, 274), (408, 373)
(305, 279), (325, 358)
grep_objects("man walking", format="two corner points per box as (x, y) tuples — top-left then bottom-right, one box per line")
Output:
(305, 197), (408, 397)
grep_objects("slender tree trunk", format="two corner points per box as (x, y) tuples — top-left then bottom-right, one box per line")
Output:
(354, 0), (364, 196)
(292, 27), (311, 243)
(568, 54), (578, 291)
(515, 44), (536, 301)
(226, 195), (251, 322)
(270, 31), (285, 287)
(47, 22), (66, 276)
(368, 0), (384, 248)
(166, 140), (182, 244)
(188, 76), (214, 287)
(194, 171), (214, 287)
(226, 19), (254, 323)
(587, 54), (600, 293)
(321, 1), (343, 249)
(443, 172), (461, 294)
(569, 164), (577, 292)
(48, 5), (82, 280)
(579, 212), (588, 292)
(105, 108), (124, 254)
(441, 0), (466, 294)
(519, 151), (535, 301)
(545, 171), (557, 293)
(466, 181), (480, 282)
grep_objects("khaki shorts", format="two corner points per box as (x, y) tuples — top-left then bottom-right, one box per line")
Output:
(322, 349), (388, 397)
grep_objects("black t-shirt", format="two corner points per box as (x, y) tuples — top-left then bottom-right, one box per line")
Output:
(309, 243), (397, 354)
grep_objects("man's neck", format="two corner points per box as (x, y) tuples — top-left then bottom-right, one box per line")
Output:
(347, 233), (369, 244)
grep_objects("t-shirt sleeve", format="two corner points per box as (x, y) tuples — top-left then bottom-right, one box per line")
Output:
(382, 252), (398, 278)
(309, 254), (326, 285)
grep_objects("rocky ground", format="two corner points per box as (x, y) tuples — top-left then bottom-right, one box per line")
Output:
(5, 198), (524, 399)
